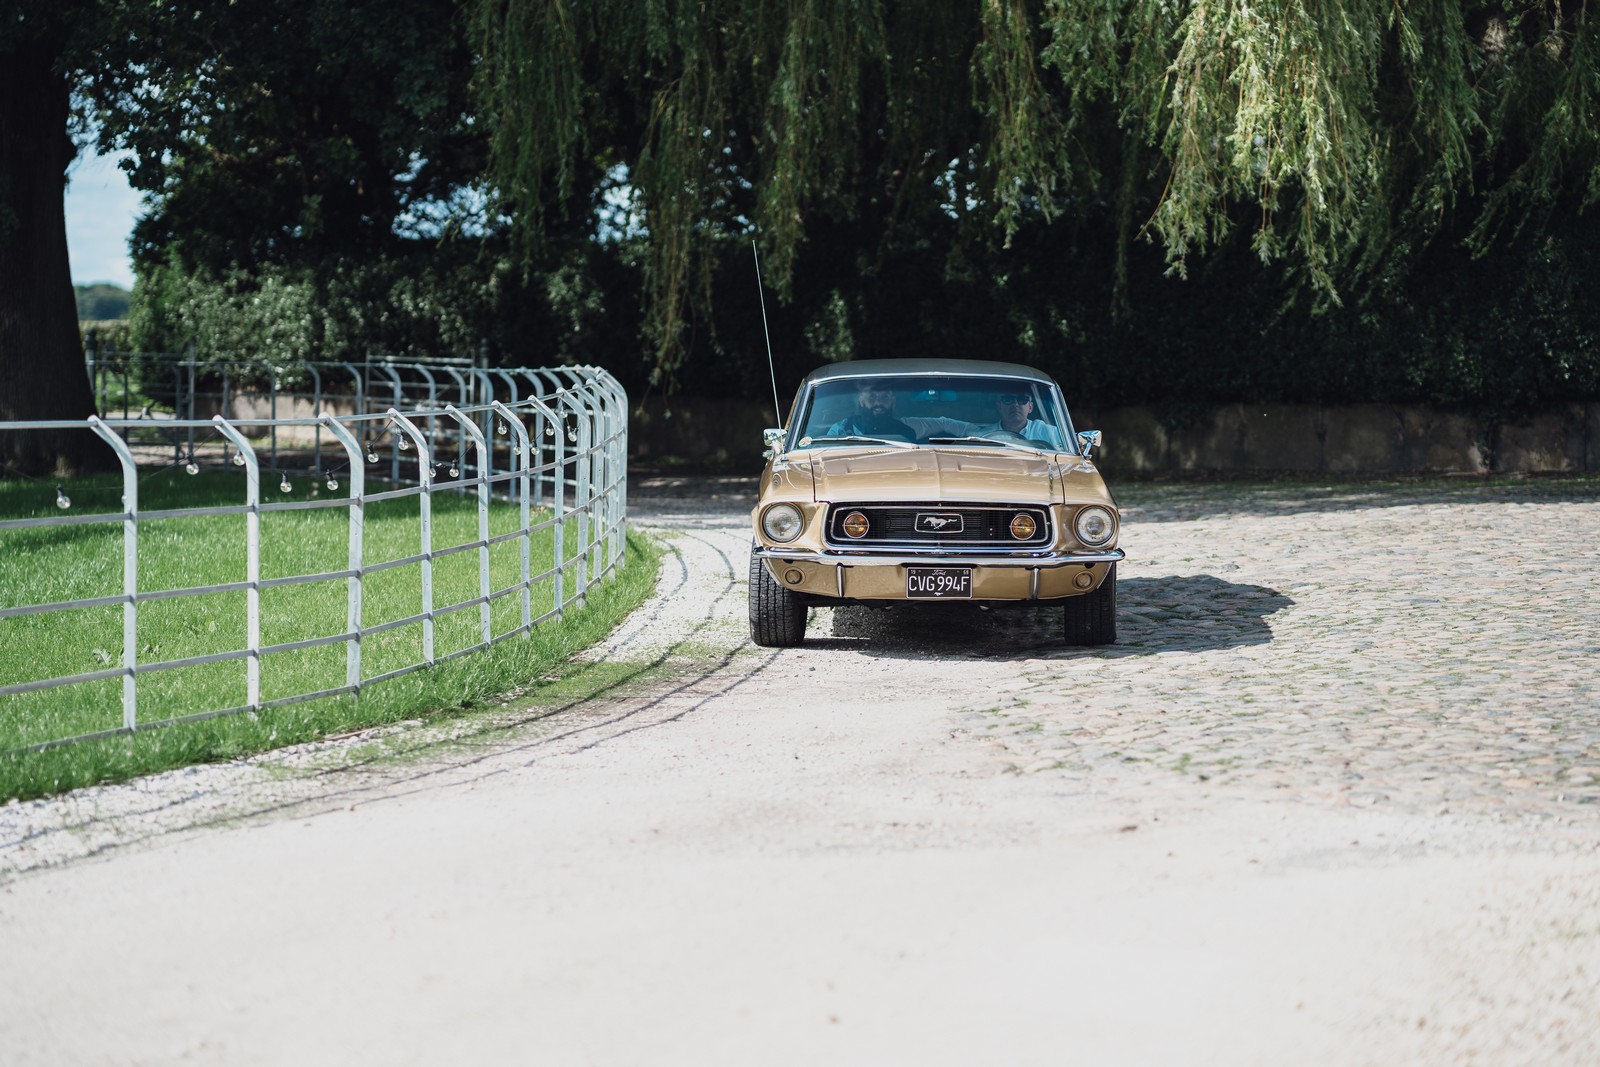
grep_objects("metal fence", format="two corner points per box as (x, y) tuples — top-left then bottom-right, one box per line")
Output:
(85, 349), (602, 492)
(0, 361), (628, 755)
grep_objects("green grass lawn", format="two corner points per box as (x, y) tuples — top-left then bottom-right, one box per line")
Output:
(0, 469), (658, 800)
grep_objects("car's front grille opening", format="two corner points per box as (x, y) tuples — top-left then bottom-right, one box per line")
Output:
(825, 504), (1051, 548)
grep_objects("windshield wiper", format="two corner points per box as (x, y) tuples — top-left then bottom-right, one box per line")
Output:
(802, 435), (918, 449)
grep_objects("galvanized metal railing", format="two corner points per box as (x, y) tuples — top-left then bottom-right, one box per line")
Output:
(0, 365), (628, 755)
(82, 352), (600, 505)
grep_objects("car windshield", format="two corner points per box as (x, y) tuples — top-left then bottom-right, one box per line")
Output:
(790, 374), (1073, 453)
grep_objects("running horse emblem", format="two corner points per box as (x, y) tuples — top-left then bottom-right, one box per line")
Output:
(916, 513), (963, 533)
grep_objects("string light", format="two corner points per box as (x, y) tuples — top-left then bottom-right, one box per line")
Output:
(185, 459), (199, 476)
(496, 421), (508, 436)
(279, 474), (292, 494)
(447, 461), (460, 478)
(397, 435), (409, 451)
(55, 486), (71, 510)
(567, 427), (578, 443)
(326, 475), (339, 491)
(231, 451), (245, 466)
(365, 444), (378, 464)
(544, 423), (555, 438)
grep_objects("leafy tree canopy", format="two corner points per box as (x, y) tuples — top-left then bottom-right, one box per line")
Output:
(472, 0), (1600, 383)
(85, 0), (487, 272)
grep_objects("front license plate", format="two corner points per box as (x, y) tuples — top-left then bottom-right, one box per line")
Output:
(906, 567), (971, 599)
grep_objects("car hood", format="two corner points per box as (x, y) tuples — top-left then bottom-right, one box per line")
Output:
(803, 446), (1065, 505)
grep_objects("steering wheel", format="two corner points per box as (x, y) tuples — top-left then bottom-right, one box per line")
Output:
(980, 429), (1033, 445)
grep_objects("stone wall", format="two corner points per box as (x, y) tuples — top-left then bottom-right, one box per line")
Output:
(632, 397), (1600, 475)
(1071, 403), (1598, 475)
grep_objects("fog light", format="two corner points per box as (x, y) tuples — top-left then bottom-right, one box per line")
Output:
(784, 569), (803, 585)
(842, 511), (870, 538)
(1073, 571), (1094, 589)
(1009, 513), (1037, 539)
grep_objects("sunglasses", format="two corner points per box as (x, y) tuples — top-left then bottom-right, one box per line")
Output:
(997, 394), (1031, 405)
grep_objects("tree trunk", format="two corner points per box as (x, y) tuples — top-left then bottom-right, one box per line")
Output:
(0, 37), (114, 477)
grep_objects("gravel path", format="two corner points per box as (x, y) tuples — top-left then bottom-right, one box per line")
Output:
(1, 473), (1598, 1065)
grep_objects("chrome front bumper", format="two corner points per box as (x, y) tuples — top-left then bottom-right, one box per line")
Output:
(751, 545), (1124, 567)
(751, 544), (1124, 601)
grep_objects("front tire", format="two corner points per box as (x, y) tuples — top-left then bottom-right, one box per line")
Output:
(749, 550), (808, 647)
(1063, 563), (1117, 646)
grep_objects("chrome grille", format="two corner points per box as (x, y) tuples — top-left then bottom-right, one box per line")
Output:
(825, 504), (1051, 548)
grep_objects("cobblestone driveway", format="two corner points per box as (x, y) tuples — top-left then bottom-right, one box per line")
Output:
(960, 478), (1600, 830)
(673, 475), (1600, 831)
(623, 473), (1600, 836)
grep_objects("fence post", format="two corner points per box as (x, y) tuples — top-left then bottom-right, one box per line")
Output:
(87, 417), (140, 731)
(494, 399), (541, 634)
(584, 369), (627, 573)
(445, 405), (493, 648)
(560, 372), (606, 604)
(388, 409), (435, 664)
(307, 363), (324, 475)
(184, 350), (197, 466)
(548, 394), (568, 618)
(270, 364), (286, 472)
(211, 415), (262, 711)
(321, 414), (365, 694)
(550, 382), (591, 607)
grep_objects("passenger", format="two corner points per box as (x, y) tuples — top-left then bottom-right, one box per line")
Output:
(974, 391), (1068, 450)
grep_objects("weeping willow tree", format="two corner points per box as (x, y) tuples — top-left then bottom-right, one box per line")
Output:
(473, 0), (1600, 385)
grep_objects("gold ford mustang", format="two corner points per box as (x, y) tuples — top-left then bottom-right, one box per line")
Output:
(749, 358), (1122, 647)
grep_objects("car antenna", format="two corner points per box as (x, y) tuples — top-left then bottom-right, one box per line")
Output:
(752, 238), (781, 425)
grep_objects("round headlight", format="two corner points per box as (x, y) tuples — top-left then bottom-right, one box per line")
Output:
(761, 503), (804, 543)
(1074, 505), (1115, 546)
(841, 511), (870, 538)
(1009, 513), (1037, 540)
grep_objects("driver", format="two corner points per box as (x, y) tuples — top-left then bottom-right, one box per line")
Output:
(825, 381), (917, 438)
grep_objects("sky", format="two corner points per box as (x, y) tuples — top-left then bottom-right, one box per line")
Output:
(64, 148), (141, 289)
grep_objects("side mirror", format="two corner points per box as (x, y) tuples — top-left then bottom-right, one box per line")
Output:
(762, 427), (786, 459)
(1076, 429), (1103, 458)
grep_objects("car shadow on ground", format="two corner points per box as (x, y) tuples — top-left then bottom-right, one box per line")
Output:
(808, 575), (1292, 660)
